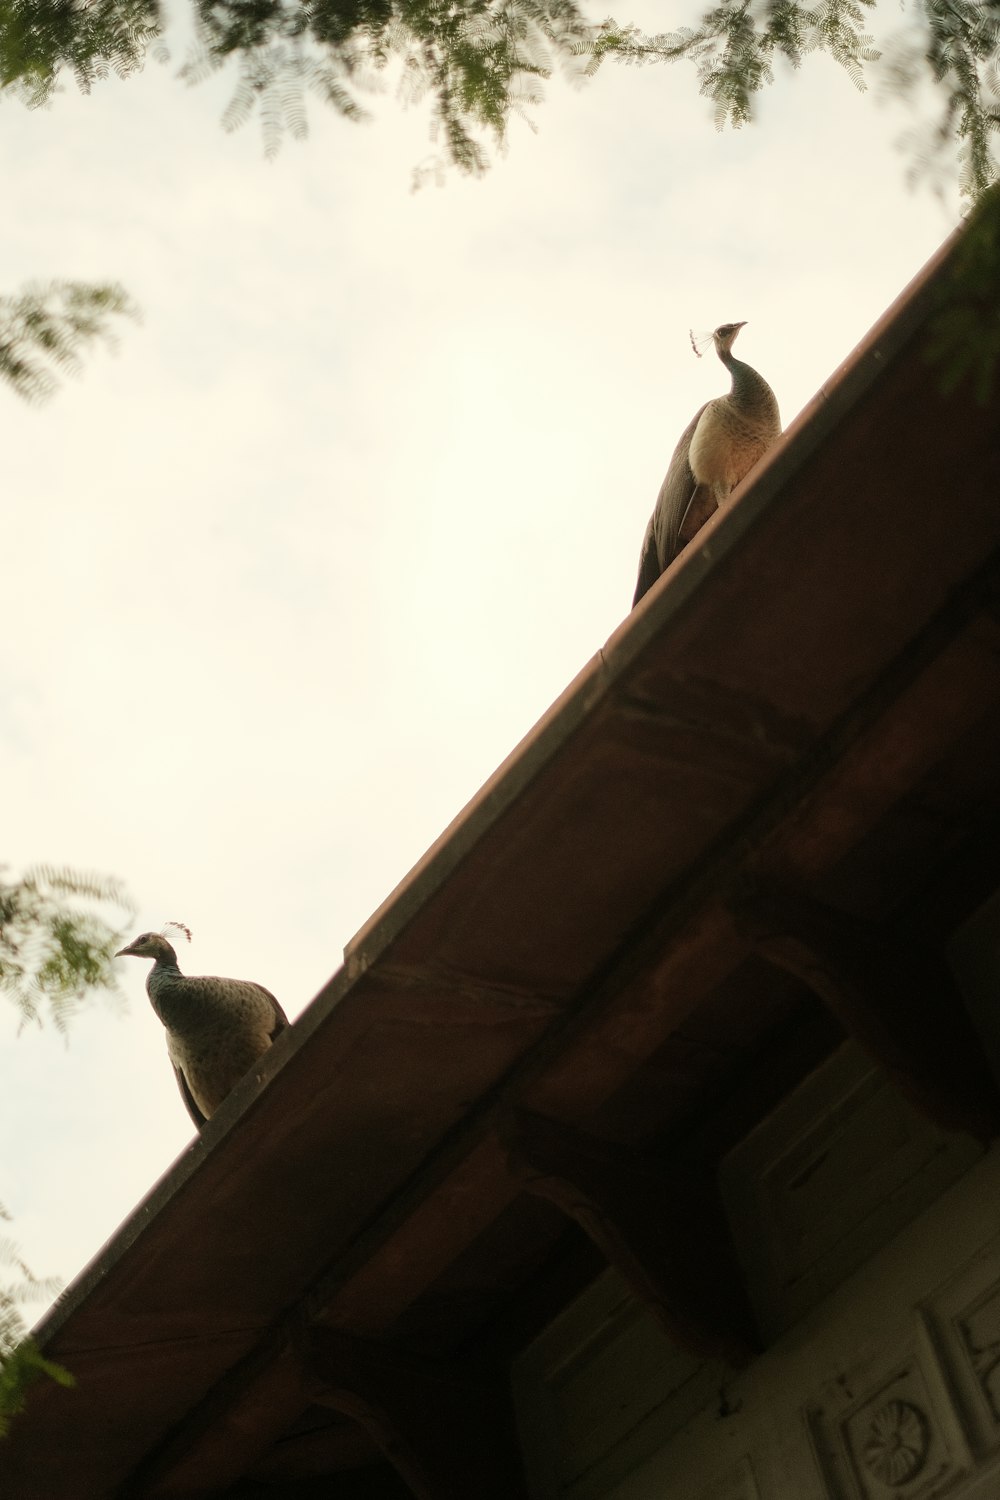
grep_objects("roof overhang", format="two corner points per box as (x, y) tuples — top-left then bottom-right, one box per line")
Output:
(6, 199), (1000, 1498)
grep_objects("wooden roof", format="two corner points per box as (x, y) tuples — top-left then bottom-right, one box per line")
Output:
(6, 204), (1000, 1499)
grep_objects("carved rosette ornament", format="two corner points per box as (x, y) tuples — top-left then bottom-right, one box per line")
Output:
(862, 1399), (930, 1486)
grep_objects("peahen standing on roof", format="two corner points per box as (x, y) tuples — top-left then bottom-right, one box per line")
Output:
(116, 930), (288, 1127)
(633, 322), (781, 606)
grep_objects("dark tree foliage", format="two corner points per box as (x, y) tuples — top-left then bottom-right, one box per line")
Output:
(927, 179), (1000, 401)
(0, 866), (133, 1433)
(596, 1), (1000, 198)
(0, 0), (158, 103)
(0, 282), (138, 401)
(183, 0), (596, 174)
(593, 0), (877, 121)
(2, 0), (999, 188)
(1, 0), (595, 174)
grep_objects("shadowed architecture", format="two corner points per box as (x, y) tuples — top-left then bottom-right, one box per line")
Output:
(6, 210), (1000, 1499)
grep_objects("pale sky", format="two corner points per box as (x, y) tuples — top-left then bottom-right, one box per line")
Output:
(2, 1), (964, 1315)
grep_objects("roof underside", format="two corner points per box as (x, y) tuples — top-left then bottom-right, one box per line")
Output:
(6, 210), (1000, 1499)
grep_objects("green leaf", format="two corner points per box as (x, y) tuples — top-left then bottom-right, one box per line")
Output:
(0, 1338), (74, 1439)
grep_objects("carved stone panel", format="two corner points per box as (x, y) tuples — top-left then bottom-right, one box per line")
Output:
(959, 1290), (1000, 1433)
(806, 1357), (969, 1499)
(921, 1236), (1000, 1459)
(513, 1096), (1000, 1500)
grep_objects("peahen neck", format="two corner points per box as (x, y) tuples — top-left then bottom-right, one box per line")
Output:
(152, 942), (181, 972)
(146, 950), (199, 1031)
(720, 350), (778, 420)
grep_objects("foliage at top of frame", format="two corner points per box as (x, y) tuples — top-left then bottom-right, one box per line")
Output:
(0, 0), (158, 104)
(2, 0), (999, 186)
(591, 2), (999, 197)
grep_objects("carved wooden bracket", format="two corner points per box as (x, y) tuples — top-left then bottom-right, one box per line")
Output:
(732, 883), (1000, 1143)
(302, 1327), (528, 1500)
(500, 1109), (758, 1367)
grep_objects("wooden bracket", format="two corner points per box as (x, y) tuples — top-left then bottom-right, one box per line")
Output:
(500, 1109), (758, 1367)
(732, 882), (1000, 1142)
(302, 1327), (528, 1500)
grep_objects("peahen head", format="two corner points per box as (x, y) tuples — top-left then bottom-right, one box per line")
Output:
(689, 322), (747, 361)
(712, 321), (746, 357)
(116, 931), (179, 965)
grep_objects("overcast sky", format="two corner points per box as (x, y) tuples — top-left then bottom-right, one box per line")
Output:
(2, 1), (963, 1314)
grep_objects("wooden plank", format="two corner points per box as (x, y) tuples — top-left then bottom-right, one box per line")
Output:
(121, 1331), (307, 1498)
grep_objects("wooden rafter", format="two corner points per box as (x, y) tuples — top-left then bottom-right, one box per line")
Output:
(303, 1327), (528, 1500)
(501, 1109), (758, 1367)
(733, 883), (1000, 1142)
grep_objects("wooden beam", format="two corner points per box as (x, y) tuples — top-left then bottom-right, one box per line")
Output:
(119, 1329), (309, 1498)
(303, 1328), (528, 1500)
(733, 883), (1000, 1142)
(500, 1109), (758, 1367)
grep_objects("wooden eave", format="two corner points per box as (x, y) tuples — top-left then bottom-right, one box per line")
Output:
(5, 210), (1000, 1499)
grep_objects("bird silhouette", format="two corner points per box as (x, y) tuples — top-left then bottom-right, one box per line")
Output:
(633, 322), (781, 606)
(116, 931), (288, 1126)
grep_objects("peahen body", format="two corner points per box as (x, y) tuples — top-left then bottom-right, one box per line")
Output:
(116, 931), (288, 1126)
(633, 322), (781, 606)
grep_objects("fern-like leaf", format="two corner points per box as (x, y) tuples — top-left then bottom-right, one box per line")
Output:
(0, 282), (138, 403)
